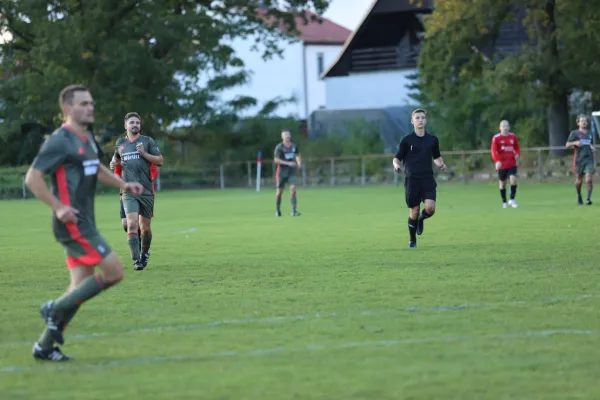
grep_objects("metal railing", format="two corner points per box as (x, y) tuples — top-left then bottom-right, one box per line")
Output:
(1, 146), (588, 199)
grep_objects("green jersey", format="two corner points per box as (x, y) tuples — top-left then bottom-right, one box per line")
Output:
(568, 130), (594, 165)
(31, 124), (102, 242)
(114, 135), (161, 196)
(274, 142), (300, 177)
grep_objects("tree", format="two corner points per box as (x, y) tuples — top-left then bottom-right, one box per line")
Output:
(415, 0), (600, 152)
(0, 0), (330, 153)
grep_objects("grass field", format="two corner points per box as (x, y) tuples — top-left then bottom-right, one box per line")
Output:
(1, 183), (600, 399)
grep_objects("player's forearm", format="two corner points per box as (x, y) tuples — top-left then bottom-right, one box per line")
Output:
(434, 157), (445, 167)
(142, 153), (163, 166)
(393, 157), (402, 168)
(98, 165), (127, 190)
(25, 168), (63, 212)
(295, 155), (302, 166)
(566, 142), (576, 149)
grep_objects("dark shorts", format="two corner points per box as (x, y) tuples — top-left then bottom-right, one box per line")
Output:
(405, 176), (437, 208)
(276, 174), (297, 189)
(59, 233), (112, 269)
(122, 193), (155, 219)
(119, 197), (126, 219)
(574, 160), (595, 177)
(498, 166), (517, 181)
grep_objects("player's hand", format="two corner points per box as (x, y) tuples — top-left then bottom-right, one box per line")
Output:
(287, 161), (297, 167)
(591, 145), (596, 152)
(123, 182), (144, 195)
(495, 161), (502, 169)
(136, 143), (145, 154)
(393, 163), (401, 173)
(439, 163), (447, 173)
(55, 205), (79, 224)
(109, 157), (120, 170)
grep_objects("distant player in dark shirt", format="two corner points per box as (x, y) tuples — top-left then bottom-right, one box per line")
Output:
(566, 114), (595, 205)
(273, 130), (302, 217)
(25, 84), (143, 361)
(393, 109), (447, 249)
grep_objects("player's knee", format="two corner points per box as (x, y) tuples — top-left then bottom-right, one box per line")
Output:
(290, 186), (296, 193)
(409, 207), (420, 219)
(499, 181), (506, 189)
(140, 227), (152, 236)
(126, 221), (139, 233)
(425, 205), (436, 215)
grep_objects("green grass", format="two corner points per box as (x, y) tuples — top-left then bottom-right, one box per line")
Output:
(1, 184), (600, 399)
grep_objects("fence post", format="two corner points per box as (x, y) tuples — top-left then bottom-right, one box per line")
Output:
(361, 157), (366, 185)
(21, 174), (26, 199)
(302, 159), (307, 187)
(537, 149), (543, 182)
(219, 164), (225, 189)
(247, 161), (252, 188)
(330, 158), (335, 186)
(461, 151), (467, 184)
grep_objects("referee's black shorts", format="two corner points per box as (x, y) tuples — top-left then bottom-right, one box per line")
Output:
(404, 176), (437, 208)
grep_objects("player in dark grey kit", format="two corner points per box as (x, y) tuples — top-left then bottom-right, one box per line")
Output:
(25, 84), (143, 361)
(274, 130), (302, 217)
(393, 109), (447, 249)
(113, 112), (163, 270)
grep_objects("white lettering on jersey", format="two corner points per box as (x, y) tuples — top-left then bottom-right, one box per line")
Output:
(83, 159), (100, 176)
(284, 152), (295, 160)
(580, 139), (592, 145)
(122, 150), (141, 162)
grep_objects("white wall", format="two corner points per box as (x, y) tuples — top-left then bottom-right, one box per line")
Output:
(303, 44), (344, 117)
(219, 37), (305, 119)
(324, 69), (419, 110)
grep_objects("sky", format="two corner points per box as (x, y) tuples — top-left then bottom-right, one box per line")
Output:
(322, 0), (374, 31)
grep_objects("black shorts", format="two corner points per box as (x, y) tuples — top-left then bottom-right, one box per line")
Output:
(497, 166), (517, 181)
(119, 198), (126, 219)
(405, 176), (437, 208)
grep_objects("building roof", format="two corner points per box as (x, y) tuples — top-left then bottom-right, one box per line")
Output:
(322, 0), (433, 78)
(257, 9), (351, 45)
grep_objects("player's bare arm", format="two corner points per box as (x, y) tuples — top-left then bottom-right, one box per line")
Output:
(136, 144), (163, 166)
(25, 167), (79, 224)
(295, 154), (302, 169)
(98, 164), (144, 195)
(393, 157), (402, 172)
(434, 157), (447, 172)
(109, 155), (121, 170)
(566, 140), (582, 149)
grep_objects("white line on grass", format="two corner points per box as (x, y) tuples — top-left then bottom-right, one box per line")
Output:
(1, 293), (598, 349)
(0, 329), (594, 374)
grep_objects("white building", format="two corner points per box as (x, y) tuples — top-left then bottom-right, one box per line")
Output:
(321, 0), (433, 111)
(219, 11), (352, 120)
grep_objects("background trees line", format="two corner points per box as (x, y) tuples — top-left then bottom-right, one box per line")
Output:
(1, 0), (599, 166)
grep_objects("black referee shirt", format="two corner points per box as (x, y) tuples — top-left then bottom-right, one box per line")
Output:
(394, 132), (441, 178)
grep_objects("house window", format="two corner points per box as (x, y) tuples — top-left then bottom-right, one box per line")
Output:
(317, 52), (324, 77)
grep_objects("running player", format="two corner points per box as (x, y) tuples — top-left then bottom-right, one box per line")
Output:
(491, 120), (521, 208)
(273, 130), (302, 217)
(113, 112), (163, 270)
(566, 114), (595, 205)
(393, 109), (447, 249)
(25, 84), (143, 361)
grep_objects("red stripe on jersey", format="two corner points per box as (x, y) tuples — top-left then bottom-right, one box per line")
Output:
(56, 165), (103, 268)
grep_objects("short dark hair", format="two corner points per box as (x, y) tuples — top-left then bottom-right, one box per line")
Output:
(577, 114), (589, 123)
(412, 108), (427, 116)
(59, 84), (88, 108)
(124, 112), (141, 122)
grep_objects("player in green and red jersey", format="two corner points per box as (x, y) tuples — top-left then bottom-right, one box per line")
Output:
(112, 113), (163, 270)
(25, 84), (143, 361)
(566, 114), (596, 205)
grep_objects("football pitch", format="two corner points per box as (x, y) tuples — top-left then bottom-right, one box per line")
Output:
(1, 184), (600, 399)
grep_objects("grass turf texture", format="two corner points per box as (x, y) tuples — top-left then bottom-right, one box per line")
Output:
(1, 184), (600, 399)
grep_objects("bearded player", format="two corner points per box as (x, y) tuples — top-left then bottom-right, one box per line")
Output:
(112, 112), (163, 270)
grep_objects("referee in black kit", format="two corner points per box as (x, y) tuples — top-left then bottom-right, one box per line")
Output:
(393, 109), (447, 249)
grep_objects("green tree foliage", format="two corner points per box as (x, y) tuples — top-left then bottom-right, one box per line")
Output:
(0, 0), (331, 164)
(413, 0), (600, 152)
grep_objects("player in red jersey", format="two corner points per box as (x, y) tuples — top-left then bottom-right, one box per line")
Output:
(491, 120), (521, 208)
